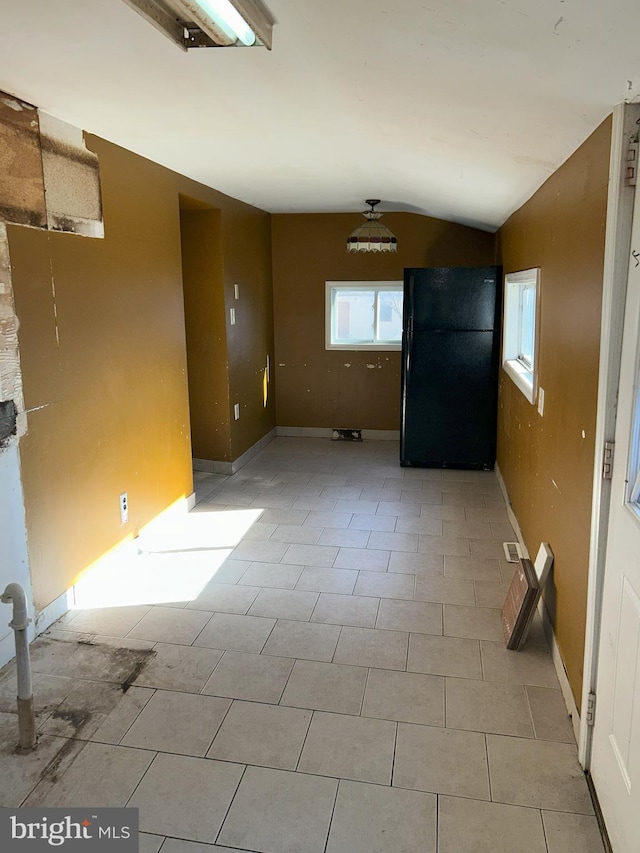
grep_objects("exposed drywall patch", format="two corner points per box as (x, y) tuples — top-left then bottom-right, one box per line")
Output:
(0, 223), (24, 432)
(0, 92), (46, 227)
(39, 112), (104, 238)
(0, 399), (17, 447)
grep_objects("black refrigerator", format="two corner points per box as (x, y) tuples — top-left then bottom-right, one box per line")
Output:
(400, 266), (501, 470)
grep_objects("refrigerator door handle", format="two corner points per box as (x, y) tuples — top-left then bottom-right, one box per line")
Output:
(405, 324), (413, 374)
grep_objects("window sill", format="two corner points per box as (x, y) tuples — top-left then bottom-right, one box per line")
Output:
(325, 343), (402, 351)
(503, 358), (535, 404)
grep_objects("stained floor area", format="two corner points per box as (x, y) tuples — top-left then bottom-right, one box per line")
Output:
(0, 438), (605, 853)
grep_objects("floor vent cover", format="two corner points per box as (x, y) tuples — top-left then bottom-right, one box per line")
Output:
(332, 429), (363, 441)
(503, 541), (523, 563)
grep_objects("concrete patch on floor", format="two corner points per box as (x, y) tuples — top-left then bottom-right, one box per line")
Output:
(0, 633), (156, 803)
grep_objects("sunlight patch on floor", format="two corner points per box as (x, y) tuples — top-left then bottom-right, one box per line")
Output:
(70, 507), (264, 609)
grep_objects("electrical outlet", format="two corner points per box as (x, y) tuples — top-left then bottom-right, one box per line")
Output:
(234, 403), (240, 420)
(230, 307), (236, 325)
(537, 387), (545, 417)
(234, 284), (240, 300)
(119, 492), (128, 525)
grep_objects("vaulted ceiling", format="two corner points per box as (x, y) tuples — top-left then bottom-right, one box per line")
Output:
(1, 0), (638, 230)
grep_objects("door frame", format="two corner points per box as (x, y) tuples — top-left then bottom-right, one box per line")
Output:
(580, 101), (640, 767)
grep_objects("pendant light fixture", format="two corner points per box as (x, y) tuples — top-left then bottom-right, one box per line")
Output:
(346, 200), (397, 253)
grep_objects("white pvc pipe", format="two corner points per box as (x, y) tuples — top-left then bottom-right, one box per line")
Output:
(1, 583), (36, 750)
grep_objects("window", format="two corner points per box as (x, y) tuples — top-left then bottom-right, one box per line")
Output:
(502, 268), (540, 403)
(325, 281), (403, 350)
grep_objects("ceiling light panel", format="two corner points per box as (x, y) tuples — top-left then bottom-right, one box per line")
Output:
(122, 0), (274, 49)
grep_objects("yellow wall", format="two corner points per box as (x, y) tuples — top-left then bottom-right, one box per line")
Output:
(272, 212), (495, 430)
(496, 116), (612, 708)
(180, 205), (230, 461)
(9, 136), (274, 610)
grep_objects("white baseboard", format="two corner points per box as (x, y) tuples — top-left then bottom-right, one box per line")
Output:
(539, 600), (582, 744)
(0, 491), (197, 667)
(494, 462), (581, 744)
(277, 426), (400, 441)
(494, 463), (529, 557)
(193, 428), (277, 476)
(193, 458), (233, 475)
(231, 428), (277, 473)
(33, 588), (74, 639)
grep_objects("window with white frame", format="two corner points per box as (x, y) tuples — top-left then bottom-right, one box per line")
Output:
(325, 281), (403, 350)
(502, 268), (540, 403)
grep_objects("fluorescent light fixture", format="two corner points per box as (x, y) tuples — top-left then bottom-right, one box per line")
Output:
(121, 0), (274, 50)
(185, 0), (256, 46)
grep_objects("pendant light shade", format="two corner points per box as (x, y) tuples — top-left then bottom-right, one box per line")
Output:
(347, 199), (397, 253)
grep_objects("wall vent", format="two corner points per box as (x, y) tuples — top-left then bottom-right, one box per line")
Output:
(332, 429), (362, 441)
(503, 541), (523, 563)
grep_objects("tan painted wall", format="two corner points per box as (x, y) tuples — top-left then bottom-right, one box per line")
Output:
(496, 116), (612, 709)
(9, 136), (274, 610)
(272, 212), (495, 430)
(180, 205), (230, 461)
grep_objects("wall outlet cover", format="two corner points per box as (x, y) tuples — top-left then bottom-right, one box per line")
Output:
(119, 492), (128, 525)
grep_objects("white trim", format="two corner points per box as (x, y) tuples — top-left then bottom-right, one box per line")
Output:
(502, 359), (535, 404)
(186, 491), (196, 511)
(193, 458), (226, 474)
(33, 587), (74, 639)
(540, 601), (582, 745)
(230, 427), (276, 473)
(502, 268), (540, 404)
(581, 102), (640, 768)
(494, 463), (529, 557)
(325, 280), (403, 351)
(193, 428), (277, 476)
(278, 426), (333, 438)
(495, 463), (581, 743)
(277, 426), (401, 441)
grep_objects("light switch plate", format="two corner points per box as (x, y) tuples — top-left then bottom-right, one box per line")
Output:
(537, 387), (545, 416)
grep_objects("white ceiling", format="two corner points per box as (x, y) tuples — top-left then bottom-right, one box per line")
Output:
(1, 0), (639, 231)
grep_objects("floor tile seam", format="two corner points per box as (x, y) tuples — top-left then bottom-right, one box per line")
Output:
(14, 734), (77, 807)
(123, 748), (162, 809)
(390, 778), (493, 800)
(198, 647), (233, 693)
(104, 684), (158, 746)
(202, 698), (240, 759)
(321, 774), (341, 853)
(294, 708), (317, 773)
(213, 762), (250, 847)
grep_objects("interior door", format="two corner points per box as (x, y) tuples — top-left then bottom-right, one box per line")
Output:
(590, 183), (640, 852)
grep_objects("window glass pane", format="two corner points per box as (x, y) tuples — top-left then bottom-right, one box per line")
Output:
(333, 289), (375, 343)
(376, 291), (403, 342)
(518, 284), (535, 367)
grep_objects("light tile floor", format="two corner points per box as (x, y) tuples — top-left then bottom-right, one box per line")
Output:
(0, 438), (607, 852)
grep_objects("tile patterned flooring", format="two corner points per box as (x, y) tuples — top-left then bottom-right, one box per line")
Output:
(0, 438), (606, 852)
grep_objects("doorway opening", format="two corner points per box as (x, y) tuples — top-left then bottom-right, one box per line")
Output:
(178, 195), (231, 468)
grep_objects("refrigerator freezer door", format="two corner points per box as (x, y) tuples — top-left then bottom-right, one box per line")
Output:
(405, 267), (499, 331)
